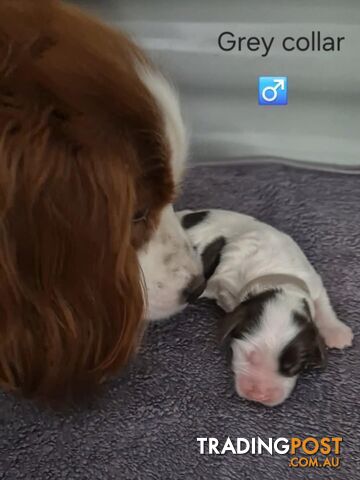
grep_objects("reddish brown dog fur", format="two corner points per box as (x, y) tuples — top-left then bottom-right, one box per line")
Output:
(0, 0), (174, 400)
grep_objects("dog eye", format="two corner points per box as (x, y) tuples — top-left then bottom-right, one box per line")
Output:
(132, 209), (149, 223)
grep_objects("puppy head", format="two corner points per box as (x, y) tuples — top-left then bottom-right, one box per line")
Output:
(138, 206), (205, 320)
(0, 0), (183, 400)
(221, 290), (326, 407)
(140, 209), (224, 322)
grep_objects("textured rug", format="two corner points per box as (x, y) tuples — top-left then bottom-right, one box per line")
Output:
(1, 162), (359, 480)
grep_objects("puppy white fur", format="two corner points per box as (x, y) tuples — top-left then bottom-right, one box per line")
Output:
(178, 209), (353, 406)
(139, 205), (202, 320)
(137, 70), (204, 320)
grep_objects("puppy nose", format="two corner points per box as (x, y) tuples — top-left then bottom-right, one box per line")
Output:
(183, 275), (206, 303)
(246, 385), (282, 404)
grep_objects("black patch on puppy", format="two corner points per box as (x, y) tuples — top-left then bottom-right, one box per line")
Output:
(201, 236), (226, 280)
(181, 210), (209, 229)
(302, 298), (312, 319)
(279, 309), (327, 377)
(220, 289), (280, 342)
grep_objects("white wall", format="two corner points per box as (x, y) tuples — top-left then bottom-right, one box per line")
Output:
(75, 0), (360, 168)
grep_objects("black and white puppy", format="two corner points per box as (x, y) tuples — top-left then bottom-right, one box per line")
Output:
(178, 209), (353, 407)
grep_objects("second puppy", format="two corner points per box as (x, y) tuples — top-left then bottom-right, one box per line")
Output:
(177, 209), (353, 407)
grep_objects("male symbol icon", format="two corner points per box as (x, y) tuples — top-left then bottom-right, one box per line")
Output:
(258, 77), (288, 106)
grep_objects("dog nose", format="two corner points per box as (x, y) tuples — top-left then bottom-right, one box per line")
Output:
(239, 377), (282, 405)
(244, 384), (282, 404)
(183, 275), (206, 303)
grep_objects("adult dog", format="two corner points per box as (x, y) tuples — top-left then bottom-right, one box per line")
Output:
(0, 0), (203, 400)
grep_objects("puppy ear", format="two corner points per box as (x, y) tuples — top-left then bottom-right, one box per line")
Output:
(219, 289), (279, 343)
(307, 332), (327, 369)
(201, 236), (226, 280)
(280, 323), (327, 377)
(219, 304), (247, 343)
(298, 303), (327, 369)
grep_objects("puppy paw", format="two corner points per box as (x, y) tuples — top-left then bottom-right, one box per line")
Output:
(321, 323), (354, 349)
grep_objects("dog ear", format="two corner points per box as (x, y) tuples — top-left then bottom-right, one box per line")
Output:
(0, 122), (146, 401)
(0, 0), (176, 402)
(280, 323), (327, 377)
(201, 236), (226, 280)
(219, 304), (248, 343)
(307, 332), (327, 369)
(219, 289), (281, 342)
(298, 303), (327, 370)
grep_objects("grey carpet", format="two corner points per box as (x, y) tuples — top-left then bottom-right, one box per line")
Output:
(1, 162), (359, 480)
